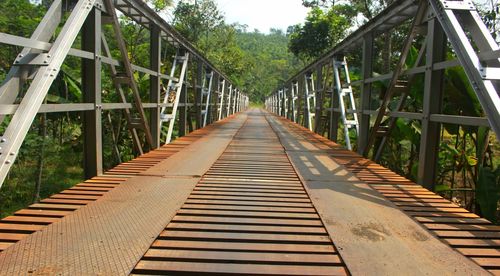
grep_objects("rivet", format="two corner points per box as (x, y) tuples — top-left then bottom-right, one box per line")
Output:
(9, 152), (15, 156)
(5, 160), (11, 164)
(1, 138), (6, 143)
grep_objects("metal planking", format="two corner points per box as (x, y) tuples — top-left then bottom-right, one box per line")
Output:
(273, 113), (500, 274)
(0, 117), (233, 253)
(0, 112), (245, 275)
(132, 109), (348, 275)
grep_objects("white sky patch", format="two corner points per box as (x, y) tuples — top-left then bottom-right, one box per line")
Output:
(214, 0), (310, 33)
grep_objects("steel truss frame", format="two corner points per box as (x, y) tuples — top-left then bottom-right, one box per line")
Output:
(0, 0), (248, 188)
(266, 0), (499, 190)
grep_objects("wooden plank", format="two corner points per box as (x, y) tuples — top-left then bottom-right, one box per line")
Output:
(0, 223), (44, 232)
(456, 248), (500, 257)
(165, 223), (327, 234)
(433, 230), (500, 239)
(0, 233), (29, 241)
(471, 257), (500, 268)
(0, 242), (15, 251)
(70, 186), (113, 191)
(444, 238), (500, 247)
(181, 204), (316, 213)
(400, 206), (469, 213)
(188, 195), (311, 203)
(136, 258), (345, 275)
(40, 198), (93, 205)
(143, 249), (341, 264)
(199, 180), (302, 187)
(14, 209), (71, 217)
(424, 223), (500, 231)
(176, 209), (319, 219)
(60, 190), (106, 196)
(159, 230), (331, 243)
(171, 215), (324, 226)
(75, 183), (118, 188)
(29, 203), (81, 210)
(193, 187), (305, 194)
(414, 216), (491, 224)
(196, 183), (304, 190)
(393, 202), (459, 208)
(1, 216), (60, 224)
(151, 240), (336, 253)
(185, 199), (313, 208)
(406, 212), (479, 218)
(49, 194), (100, 200)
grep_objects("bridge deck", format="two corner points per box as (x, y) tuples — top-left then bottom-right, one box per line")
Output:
(0, 109), (498, 275)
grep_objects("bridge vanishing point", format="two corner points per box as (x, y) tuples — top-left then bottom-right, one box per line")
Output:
(0, 0), (500, 275)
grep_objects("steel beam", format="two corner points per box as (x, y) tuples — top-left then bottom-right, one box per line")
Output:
(82, 7), (102, 179)
(195, 61), (203, 128)
(417, 17), (446, 190)
(149, 24), (161, 149)
(358, 34), (374, 154)
(179, 71), (188, 137)
(0, 0), (62, 125)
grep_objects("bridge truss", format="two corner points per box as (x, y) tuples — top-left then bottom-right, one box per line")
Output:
(0, 0), (248, 188)
(266, 0), (500, 190)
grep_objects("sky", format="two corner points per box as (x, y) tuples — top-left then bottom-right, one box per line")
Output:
(213, 0), (310, 33)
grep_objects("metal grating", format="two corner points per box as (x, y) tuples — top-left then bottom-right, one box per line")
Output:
(274, 114), (500, 274)
(132, 109), (348, 275)
(0, 117), (233, 253)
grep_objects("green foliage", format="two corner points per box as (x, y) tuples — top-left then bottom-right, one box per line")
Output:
(147, 0), (173, 11)
(235, 29), (301, 103)
(172, 0), (301, 103)
(287, 5), (355, 61)
(476, 166), (500, 222)
(0, 120), (84, 218)
(0, 0), (45, 75)
(173, 0), (224, 44)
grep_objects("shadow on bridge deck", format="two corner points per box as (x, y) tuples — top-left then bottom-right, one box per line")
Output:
(0, 109), (497, 275)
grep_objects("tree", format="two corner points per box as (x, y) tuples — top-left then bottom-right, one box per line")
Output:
(288, 5), (356, 61)
(147, 0), (173, 11)
(173, 0), (224, 48)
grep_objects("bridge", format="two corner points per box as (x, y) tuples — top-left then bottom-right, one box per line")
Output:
(0, 0), (499, 275)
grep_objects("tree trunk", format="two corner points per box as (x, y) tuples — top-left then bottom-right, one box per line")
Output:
(33, 113), (47, 203)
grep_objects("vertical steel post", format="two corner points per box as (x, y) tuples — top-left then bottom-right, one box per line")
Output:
(149, 24), (161, 148)
(179, 69), (188, 136)
(304, 75), (311, 129)
(211, 73), (219, 123)
(82, 7), (102, 178)
(417, 17), (446, 190)
(226, 84), (232, 117)
(358, 34), (374, 154)
(314, 65), (323, 133)
(297, 77), (303, 126)
(329, 60), (339, 142)
(195, 61), (203, 129)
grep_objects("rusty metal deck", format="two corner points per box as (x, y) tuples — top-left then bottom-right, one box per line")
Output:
(132, 110), (347, 275)
(0, 109), (499, 275)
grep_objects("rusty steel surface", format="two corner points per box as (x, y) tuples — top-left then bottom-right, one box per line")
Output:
(0, 114), (246, 275)
(267, 112), (500, 275)
(132, 109), (348, 275)
(0, 115), (238, 254)
(2, 108), (499, 275)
